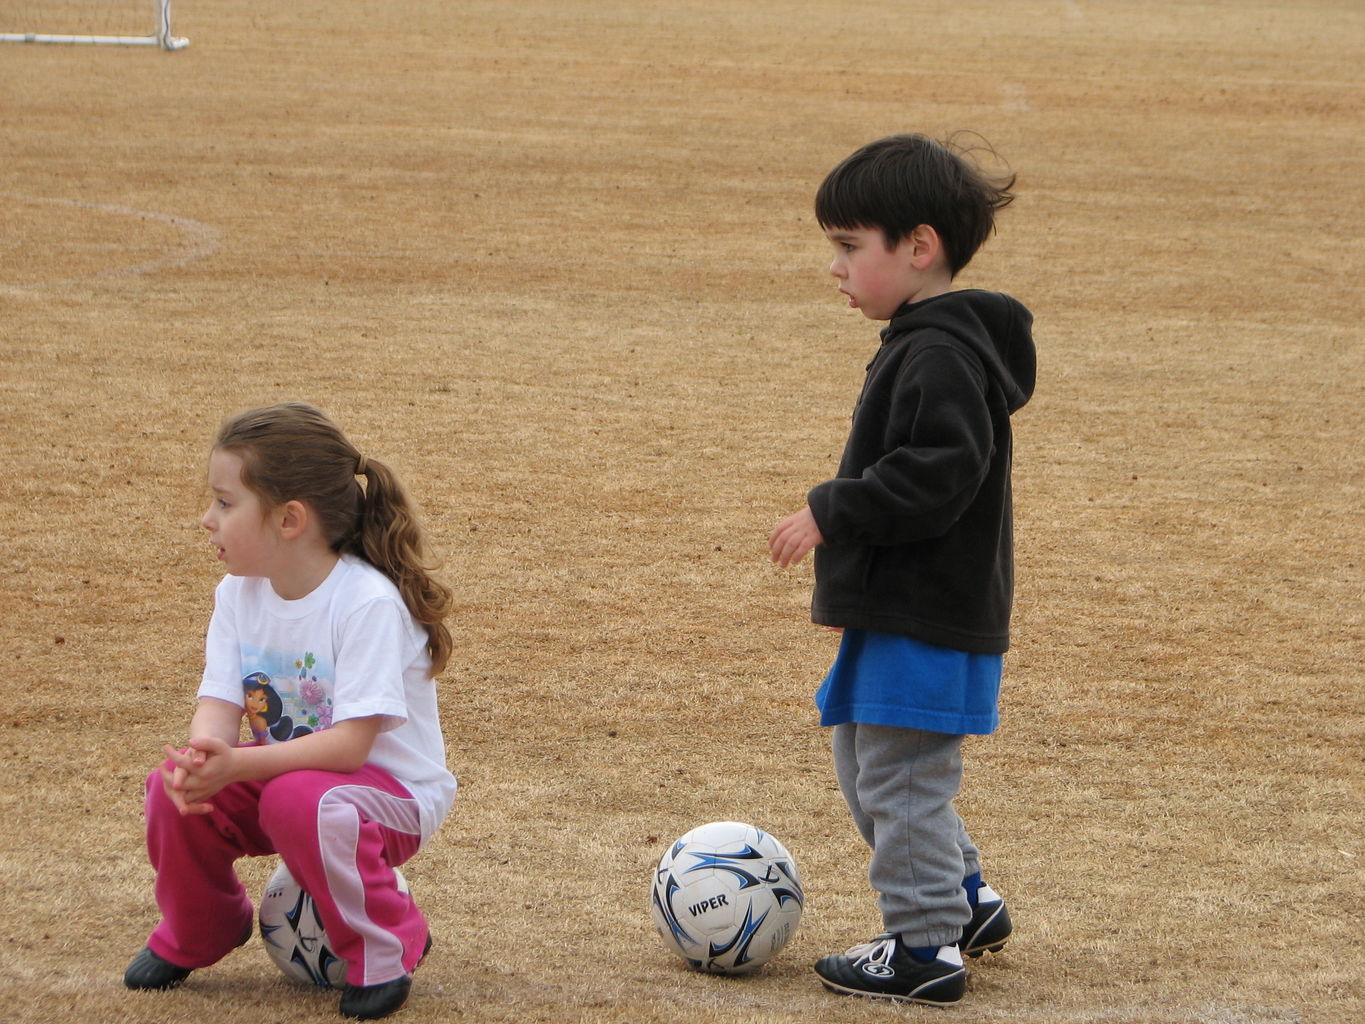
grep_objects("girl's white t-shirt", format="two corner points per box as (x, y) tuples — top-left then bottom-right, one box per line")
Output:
(198, 553), (456, 843)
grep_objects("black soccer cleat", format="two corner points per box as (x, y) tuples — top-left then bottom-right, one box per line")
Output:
(124, 923), (252, 991)
(961, 884), (1012, 958)
(340, 974), (413, 1020)
(338, 933), (431, 1020)
(123, 946), (193, 990)
(814, 933), (966, 1005)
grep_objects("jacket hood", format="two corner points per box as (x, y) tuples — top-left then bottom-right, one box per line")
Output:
(883, 289), (1036, 413)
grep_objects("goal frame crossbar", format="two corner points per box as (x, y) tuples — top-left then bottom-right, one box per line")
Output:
(0, 1), (187, 49)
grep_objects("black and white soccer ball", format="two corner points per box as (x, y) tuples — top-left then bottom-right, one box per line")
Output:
(650, 820), (804, 974)
(259, 860), (408, 987)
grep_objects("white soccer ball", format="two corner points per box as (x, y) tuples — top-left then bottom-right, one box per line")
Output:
(650, 820), (804, 974)
(258, 860), (408, 987)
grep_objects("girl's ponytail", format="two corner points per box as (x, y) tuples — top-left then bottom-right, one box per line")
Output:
(348, 458), (454, 676)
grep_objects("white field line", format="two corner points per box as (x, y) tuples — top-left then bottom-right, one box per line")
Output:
(2, 194), (222, 290)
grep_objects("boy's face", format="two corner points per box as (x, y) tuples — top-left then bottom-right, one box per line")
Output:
(824, 226), (933, 320)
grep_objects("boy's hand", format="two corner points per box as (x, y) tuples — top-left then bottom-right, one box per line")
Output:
(769, 506), (825, 567)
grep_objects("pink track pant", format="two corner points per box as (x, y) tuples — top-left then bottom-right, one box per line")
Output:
(143, 760), (428, 987)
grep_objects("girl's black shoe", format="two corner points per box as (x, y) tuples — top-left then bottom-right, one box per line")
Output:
(123, 924), (252, 991)
(338, 934), (431, 1019)
(340, 975), (412, 1020)
(123, 947), (192, 990)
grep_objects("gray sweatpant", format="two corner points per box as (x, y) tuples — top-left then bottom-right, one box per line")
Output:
(833, 722), (981, 948)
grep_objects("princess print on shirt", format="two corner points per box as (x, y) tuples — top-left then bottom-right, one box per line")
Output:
(240, 651), (335, 744)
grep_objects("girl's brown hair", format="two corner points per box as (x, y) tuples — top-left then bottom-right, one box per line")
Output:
(214, 402), (453, 676)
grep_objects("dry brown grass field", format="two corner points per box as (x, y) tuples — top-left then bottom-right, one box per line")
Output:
(2, 1), (1362, 1022)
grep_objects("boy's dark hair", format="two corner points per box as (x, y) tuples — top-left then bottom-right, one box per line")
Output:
(815, 132), (1016, 276)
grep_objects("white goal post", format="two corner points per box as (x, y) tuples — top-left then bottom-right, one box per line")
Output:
(0, 1), (187, 49)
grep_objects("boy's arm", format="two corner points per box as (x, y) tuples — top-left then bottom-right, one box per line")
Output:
(809, 345), (994, 546)
(769, 506), (825, 567)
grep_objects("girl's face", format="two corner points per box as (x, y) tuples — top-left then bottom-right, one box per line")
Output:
(202, 449), (281, 579)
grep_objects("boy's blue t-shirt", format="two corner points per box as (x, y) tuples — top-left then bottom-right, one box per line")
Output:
(816, 628), (1002, 735)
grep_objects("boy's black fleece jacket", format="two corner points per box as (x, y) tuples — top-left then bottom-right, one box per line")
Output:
(807, 289), (1036, 654)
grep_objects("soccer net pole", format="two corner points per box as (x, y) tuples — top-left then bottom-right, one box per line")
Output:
(0, 1), (188, 49)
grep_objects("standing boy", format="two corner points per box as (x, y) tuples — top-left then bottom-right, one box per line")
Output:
(769, 133), (1035, 1005)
